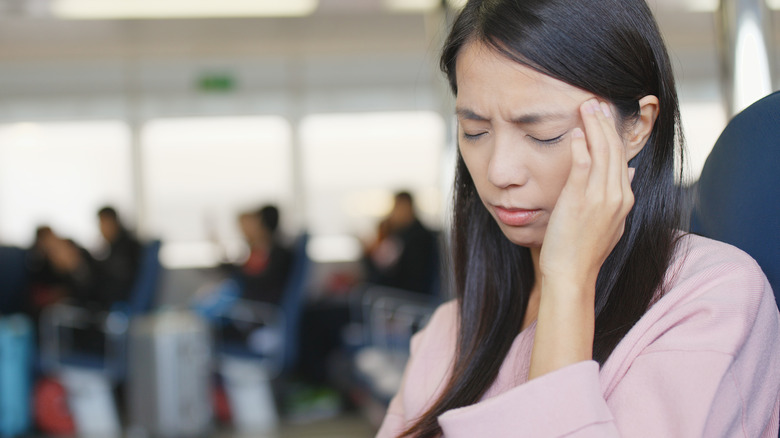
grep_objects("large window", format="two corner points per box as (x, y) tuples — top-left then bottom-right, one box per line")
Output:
(300, 111), (445, 261)
(141, 116), (293, 268)
(0, 121), (132, 248)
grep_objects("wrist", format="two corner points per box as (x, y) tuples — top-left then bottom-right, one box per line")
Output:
(540, 274), (597, 303)
(529, 280), (596, 380)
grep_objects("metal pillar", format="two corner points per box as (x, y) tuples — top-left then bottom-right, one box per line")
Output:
(718, 0), (774, 116)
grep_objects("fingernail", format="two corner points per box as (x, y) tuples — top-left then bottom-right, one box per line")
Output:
(572, 127), (584, 138)
(600, 102), (612, 118)
(584, 101), (596, 114)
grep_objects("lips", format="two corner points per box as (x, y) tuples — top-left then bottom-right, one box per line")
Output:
(492, 206), (542, 227)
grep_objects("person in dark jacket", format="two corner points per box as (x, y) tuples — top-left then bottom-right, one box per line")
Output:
(30, 208), (142, 312)
(93, 206), (142, 309)
(228, 205), (293, 305)
(364, 191), (438, 295)
(35, 226), (99, 307)
(25, 226), (73, 315)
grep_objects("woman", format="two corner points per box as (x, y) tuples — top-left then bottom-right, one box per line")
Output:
(232, 205), (293, 304)
(377, 0), (780, 437)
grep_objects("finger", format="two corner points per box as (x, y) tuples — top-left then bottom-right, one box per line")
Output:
(566, 127), (590, 193)
(589, 101), (631, 209)
(596, 102), (629, 190)
(580, 99), (609, 189)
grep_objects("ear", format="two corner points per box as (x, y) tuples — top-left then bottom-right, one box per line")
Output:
(625, 95), (659, 160)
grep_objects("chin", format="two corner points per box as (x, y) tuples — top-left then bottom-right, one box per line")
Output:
(497, 224), (544, 248)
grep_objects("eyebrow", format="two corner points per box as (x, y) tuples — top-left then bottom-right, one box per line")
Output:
(455, 107), (573, 125)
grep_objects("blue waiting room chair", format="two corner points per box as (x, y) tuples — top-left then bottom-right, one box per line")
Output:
(214, 233), (312, 378)
(39, 240), (163, 382)
(690, 91), (780, 308)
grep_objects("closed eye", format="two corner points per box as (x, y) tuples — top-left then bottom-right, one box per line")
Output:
(462, 131), (487, 142)
(529, 133), (565, 146)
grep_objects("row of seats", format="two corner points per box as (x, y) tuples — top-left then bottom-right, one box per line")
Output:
(0, 233), (313, 436)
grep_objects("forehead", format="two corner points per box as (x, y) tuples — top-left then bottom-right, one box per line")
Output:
(454, 42), (593, 115)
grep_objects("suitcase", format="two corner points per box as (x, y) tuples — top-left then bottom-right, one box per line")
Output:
(0, 315), (33, 438)
(127, 310), (213, 438)
(60, 368), (120, 437)
(220, 356), (278, 434)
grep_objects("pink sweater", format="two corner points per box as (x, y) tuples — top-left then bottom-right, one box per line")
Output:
(377, 234), (780, 437)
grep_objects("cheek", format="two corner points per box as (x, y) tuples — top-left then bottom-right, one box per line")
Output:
(541, 145), (574, 204)
(458, 148), (493, 206)
(459, 145), (485, 185)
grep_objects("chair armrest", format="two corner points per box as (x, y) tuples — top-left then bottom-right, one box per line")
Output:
(368, 295), (436, 351)
(213, 299), (286, 377)
(39, 301), (130, 380)
(351, 288), (437, 404)
(355, 285), (438, 348)
(219, 299), (284, 327)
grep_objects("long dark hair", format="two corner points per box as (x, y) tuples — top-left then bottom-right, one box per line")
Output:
(402, 0), (684, 436)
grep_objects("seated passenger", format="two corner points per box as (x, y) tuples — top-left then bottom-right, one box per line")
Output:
(34, 207), (142, 311)
(364, 191), (438, 295)
(93, 206), (142, 309)
(227, 205), (293, 305)
(34, 227), (98, 308)
(25, 226), (76, 316)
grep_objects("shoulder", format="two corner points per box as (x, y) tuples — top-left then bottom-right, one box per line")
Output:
(619, 233), (777, 358)
(115, 232), (142, 253)
(406, 219), (436, 239)
(674, 233), (765, 279)
(666, 233), (770, 312)
(601, 234), (780, 414)
(270, 242), (293, 259)
(411, 299), (458, 353)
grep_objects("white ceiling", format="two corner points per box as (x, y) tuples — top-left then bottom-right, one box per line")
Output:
(0, 2), (776, 105)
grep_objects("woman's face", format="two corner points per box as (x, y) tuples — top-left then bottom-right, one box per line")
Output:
(239, 214), (263, 243)
(456, 42), (616, 248)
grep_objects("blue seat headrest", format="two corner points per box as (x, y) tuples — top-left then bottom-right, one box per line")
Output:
(691, 91), (780, 299)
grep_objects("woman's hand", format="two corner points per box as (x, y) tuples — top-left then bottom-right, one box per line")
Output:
(539, 98), (635, 293)
(529, 98), (635, 380)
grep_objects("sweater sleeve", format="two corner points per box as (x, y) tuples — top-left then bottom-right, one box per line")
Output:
(438, 361), (618, 437)
(437, 354), (748, 437)
(438, 348), (778, 437)
(438, 249), (780, 437)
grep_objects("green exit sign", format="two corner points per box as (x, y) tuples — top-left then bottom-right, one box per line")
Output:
(197, 74), (236, 92)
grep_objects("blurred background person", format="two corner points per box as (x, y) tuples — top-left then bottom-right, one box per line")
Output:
(226, 204), (293, 305)
(93, 206), (142, 309)
(34, 226), (97, 309)
(29, 206), (142, 312)
(363, 191), (438, 295)
(25, 226), (73, 318)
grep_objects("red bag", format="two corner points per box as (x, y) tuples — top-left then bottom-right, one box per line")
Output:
(34, 377), (76, 436)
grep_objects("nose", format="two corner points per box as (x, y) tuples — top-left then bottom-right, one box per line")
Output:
(487, 133), (529, 189)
